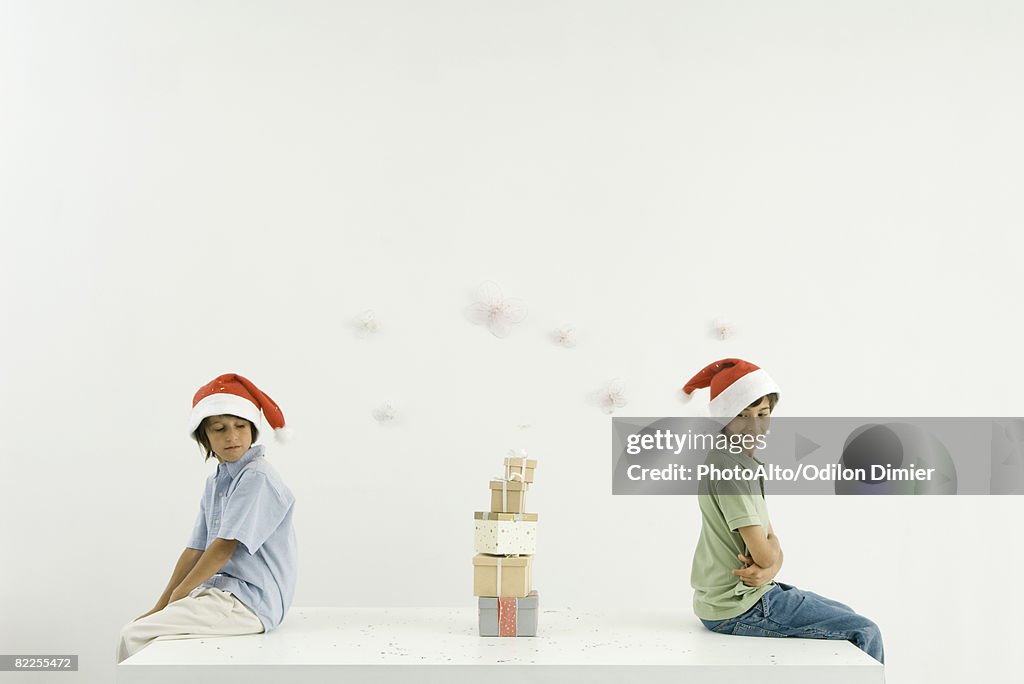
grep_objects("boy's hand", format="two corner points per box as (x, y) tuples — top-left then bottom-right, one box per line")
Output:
(133, 606), (162, 622)
(732, 553), (777, 586)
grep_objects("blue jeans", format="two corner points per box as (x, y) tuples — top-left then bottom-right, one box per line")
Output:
(700, 582), (885, 664)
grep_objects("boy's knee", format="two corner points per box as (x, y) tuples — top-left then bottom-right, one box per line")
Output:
(119, 621), (140, 641)
(857, 620), (885, 664)
(116, 628), (135, 664)
(857, 618), (882, 641)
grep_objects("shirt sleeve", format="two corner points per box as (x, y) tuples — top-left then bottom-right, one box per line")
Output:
(218, 471), (293, 555)
(186, 494), (208, 550)
(712, 477), (763, 532)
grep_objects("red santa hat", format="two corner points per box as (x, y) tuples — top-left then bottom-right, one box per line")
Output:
(683, 358), (780, 419)
(187, 373), (290, 442)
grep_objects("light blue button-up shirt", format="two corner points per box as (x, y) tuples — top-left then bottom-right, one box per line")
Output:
(187, 443), (297, 632)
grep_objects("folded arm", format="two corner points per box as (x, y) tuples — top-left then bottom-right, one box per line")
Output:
(734, 522), (783, 585)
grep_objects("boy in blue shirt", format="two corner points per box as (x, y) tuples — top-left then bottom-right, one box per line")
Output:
(117, 373), (297, 663)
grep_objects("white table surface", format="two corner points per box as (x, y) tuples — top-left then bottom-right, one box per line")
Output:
(119, 606), (883, 684)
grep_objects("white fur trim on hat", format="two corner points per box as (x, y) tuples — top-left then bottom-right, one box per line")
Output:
(187, 393), (262, 437)
(707, 368), (780, 419)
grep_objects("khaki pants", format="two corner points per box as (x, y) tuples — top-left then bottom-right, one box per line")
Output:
(117, 587), (265, 664)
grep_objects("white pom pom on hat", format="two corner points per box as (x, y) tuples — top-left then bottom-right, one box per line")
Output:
(187, 373), (289, 442)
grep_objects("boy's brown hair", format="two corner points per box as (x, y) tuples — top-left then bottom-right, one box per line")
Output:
(192, 415), (259, 462)
(747, 393), (779, 411)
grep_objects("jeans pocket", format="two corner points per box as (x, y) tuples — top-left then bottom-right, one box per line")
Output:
(702, 617), (735, 634)
(734, 621), (789, 638)
(760, 586), (781, 619)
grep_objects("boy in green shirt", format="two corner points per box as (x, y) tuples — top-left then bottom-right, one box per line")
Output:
(685, 358), (884, 665)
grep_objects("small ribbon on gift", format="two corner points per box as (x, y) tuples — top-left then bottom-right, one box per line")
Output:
(505, 449), (530, 482)
(498, 596), (518, 637)
(492, 476), (524, 512)
(490, 477), (509, 512)
(479, 512), (525, 521)
(494, 554), (521, 598)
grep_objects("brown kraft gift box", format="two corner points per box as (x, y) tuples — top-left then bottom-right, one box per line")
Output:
(489, 479), (529, 513)
(472, 554), (534, 598)
(503, 457), (537, 483)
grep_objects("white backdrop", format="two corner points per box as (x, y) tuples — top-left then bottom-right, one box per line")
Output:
(2, 1), (1022, 682)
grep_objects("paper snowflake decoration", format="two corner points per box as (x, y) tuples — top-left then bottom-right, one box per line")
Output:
(354, 309), (380, 337)
(465, 281), (527, 338)
(711, 316), (733, 340)
(554, 326), (577, 348)
(372, 402), (397, 423)
(591, 378), (628, 414)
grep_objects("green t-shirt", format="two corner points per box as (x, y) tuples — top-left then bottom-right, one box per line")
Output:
(690, 448), (777, 620)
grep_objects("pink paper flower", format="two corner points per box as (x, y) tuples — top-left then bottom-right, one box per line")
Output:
(465, 281), (527, 338)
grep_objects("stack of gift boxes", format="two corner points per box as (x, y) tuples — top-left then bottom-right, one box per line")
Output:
(472, 452), (539, 637)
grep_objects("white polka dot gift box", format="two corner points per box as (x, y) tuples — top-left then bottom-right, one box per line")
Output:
(473, 512), (538, 555)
